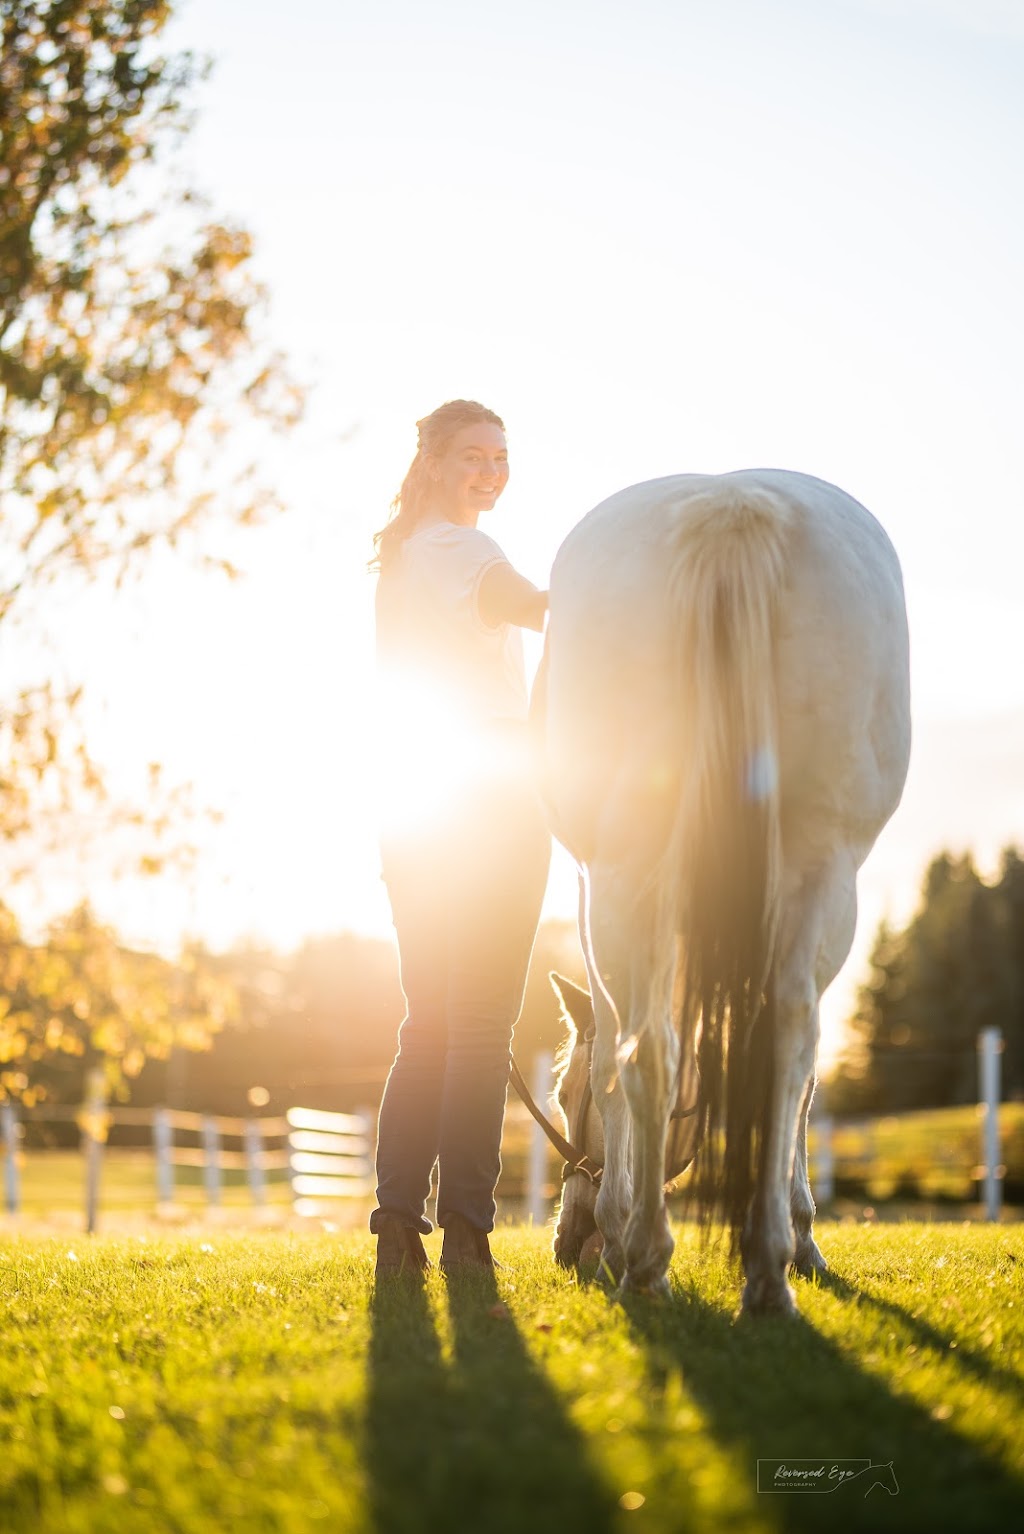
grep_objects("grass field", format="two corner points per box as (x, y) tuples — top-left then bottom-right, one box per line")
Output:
(1, 1222), (1022, 1533)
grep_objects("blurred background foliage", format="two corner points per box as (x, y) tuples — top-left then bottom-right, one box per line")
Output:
(0, 0), (301, 889)
(4, 847), (1023, 1123)
(0, 913), (587, 1116)
(0, 898), (237, 1103)
(829, 845), (1024, 1114)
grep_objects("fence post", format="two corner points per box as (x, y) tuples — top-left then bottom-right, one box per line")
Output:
(202, 1117), (222, 1207)
(80, 1067), (109, 1236)
(813, 1102), (835, 1207)
(978, 1026), (1003, 1222)
(2, 1102), (19, 1215)
(244, 1119), (265, 1207)
(860, 1121), (876, 1198)
(526, 1050), (554, 1227)
(153, 1108), (175, 1205)
(357, 1107), (376, 1172)
(358, 1108), (376, 1204)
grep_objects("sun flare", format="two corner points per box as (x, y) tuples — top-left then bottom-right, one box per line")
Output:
(373, 665), (529, 839)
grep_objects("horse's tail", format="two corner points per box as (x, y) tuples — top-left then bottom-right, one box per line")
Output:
(663, 481), (793, 1248)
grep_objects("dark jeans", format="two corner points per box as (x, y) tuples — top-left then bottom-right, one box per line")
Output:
(370, 771), (551, 1235)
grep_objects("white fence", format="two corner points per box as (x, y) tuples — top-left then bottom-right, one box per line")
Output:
(0, 1098), (375, 1232)
(805, 1025), (1005, 1217)
(286, 1106), (375, 1216)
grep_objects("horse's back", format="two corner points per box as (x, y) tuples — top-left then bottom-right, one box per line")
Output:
(545, 469), (910, 870)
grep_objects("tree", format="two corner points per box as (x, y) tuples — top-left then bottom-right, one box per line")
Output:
(0, 900), (236, 1103)
(829, 848), (1024, 1113)
(121, 920), (589, 1118)
(996, 846), (1024, 1095)
(0, 0), (301, 883)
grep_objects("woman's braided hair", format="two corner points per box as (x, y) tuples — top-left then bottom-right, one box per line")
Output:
(369, 399), (505, 573)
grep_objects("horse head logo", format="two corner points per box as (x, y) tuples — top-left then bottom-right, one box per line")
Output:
(862, 1461), (899, 1497)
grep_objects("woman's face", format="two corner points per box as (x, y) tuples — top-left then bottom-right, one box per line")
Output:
(430, 421), (509, 523)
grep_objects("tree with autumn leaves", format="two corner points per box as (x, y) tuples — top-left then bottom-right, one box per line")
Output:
(0, 903), (237, 1104)
(0, 1), (300, 1096)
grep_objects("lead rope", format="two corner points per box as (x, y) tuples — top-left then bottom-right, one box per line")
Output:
(508, 1055), (604, 1186)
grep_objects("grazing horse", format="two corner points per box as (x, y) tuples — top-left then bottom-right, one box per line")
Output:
(538, 470), (910, 1312)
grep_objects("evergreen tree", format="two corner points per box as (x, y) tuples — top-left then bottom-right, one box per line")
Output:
(830, 849), (1024, 1112)
(995, 847), (1024, 1097)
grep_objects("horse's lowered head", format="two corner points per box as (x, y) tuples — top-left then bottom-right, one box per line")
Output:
(549, 972), (604, 1269)
(549, 969), (704, 1279)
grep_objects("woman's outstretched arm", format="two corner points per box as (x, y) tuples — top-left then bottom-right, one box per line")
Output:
(478, 561), (548, 631)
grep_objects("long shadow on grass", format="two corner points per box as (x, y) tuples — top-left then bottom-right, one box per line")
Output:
(616, 1273), (1024, 1534)
(816, 1268), (1024, 1403)
(364, 1271), (616, 1534)
(364, 1278), (449, 1534)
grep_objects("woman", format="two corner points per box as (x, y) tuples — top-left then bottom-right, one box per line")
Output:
(369, 399), (551, 1277)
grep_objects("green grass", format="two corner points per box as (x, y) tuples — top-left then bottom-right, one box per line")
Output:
(7, 1151), (294, 1218)
(0, 1222), (1022, 1533)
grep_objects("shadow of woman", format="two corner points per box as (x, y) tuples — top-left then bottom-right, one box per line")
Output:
(617, 1280), (1024, 1534)
(363, 1278), (450, 1534)
(364, 1271), (616, 1534)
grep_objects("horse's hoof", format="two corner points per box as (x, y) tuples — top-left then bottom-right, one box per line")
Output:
(579, 1231), (604, 1268)
(596, 1246), (625, 1288)
(620, 1273), (671, 1299)
(792, 1240), (828, 1279)
(741, 1276), (799, 1317)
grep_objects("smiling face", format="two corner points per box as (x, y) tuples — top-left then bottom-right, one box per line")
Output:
(428, 420), (509, 524)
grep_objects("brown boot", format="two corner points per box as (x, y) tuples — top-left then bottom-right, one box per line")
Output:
(374, 1215), (430, 1279)
(439, 1212), (499, 1273)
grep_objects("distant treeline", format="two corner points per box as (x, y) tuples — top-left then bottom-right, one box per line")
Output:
(828, 846), (1024, 1114)
(82, 922), (583, 1118)
(122, 921), (587, 1118)
(7, 845), (1023, 1123)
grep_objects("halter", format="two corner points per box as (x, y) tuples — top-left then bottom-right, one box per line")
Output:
(509, 1042), (604, 1187)
(509, 1029), (700, 1194)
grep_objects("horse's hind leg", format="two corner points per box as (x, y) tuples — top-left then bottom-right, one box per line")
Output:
(742, 857), (855, 1314)
(793, 861), (857, 1278)
(741, 989), (815, 1316)
(791, 1077), (828, 1277)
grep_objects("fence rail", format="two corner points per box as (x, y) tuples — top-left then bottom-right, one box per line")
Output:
(0, 1097), (375, 1231)
(0, 1029), (1012, 1231)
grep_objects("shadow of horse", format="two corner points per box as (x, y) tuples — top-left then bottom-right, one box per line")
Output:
(813, 1265), (1024, 1403)
(612, 1269), (1024, 1534)
(363, 1270), (617, 1534)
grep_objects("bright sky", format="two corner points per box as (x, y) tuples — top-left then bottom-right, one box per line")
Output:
(39, 0), (1024, 1064)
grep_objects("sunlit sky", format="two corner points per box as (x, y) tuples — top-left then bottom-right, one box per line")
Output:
(30, 0), (1024, 1063)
